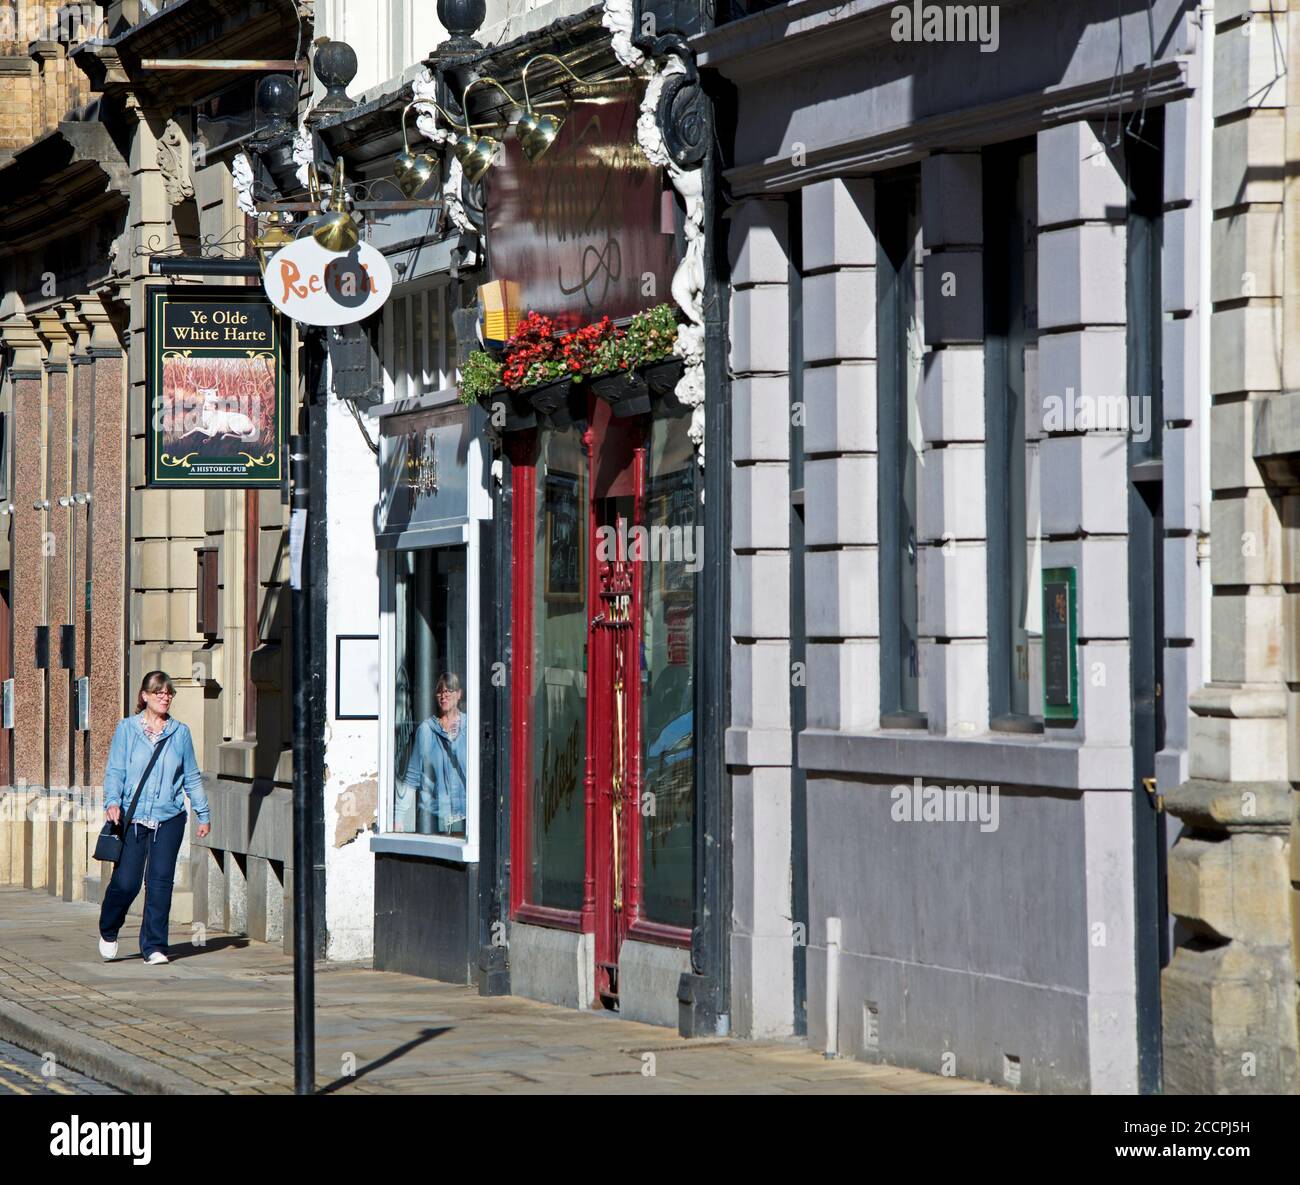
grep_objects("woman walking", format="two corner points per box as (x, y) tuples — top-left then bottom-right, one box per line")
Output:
(98, 671), (211, 964)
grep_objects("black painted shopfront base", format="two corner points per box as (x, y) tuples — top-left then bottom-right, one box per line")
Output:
(374, 853), (478, 984)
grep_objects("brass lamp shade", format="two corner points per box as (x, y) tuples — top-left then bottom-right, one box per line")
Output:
(393, 102), (445, 198)
(313, 209), (360, 253)
(516, 109), (564, 162)
(397, 153), (437, 197)
(312, 158), (360, 253)
(455, 132), (498, 184)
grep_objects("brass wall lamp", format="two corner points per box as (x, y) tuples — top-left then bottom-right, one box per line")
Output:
(517, 54), (586, 162)
(253, 209), (295, 274)
(312, 157), (361, 252)
(455, 78), (519, 182)
(395, 102), (440, 197)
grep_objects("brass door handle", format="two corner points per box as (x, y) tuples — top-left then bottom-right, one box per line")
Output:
(1142, 776), (1163, 812)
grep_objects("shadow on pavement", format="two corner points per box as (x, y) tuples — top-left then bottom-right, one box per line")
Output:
(166, 936), (252, 961)
(316, 1027), (452, 1094)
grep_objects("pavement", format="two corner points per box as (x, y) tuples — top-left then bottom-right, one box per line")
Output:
(0, 887), (1009, 1095)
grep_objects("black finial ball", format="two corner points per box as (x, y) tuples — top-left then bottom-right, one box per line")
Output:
(438, 0), (486, 46)
(314, 40), (359, 90)
(257, 73), (298, 120)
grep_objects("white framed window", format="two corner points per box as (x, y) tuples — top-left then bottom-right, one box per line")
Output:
(380, 283), (456, 403)
(371, 404), (490, 865)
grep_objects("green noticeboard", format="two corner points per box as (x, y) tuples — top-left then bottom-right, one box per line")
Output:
(1042, 567), (1078, 723)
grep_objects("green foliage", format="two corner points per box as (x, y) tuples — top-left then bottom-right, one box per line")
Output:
(459, 351), (502, 405)
(622, 303), (679, 365)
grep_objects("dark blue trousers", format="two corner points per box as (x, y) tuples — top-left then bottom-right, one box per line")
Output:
(98, 812), (187, 957)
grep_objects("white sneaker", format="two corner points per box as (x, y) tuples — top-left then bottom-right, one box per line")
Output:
(144, 951), (170, 965)
(98, 937), (118, 961)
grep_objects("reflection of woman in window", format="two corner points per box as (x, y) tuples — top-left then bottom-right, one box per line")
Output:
(402, 672), (467, 835)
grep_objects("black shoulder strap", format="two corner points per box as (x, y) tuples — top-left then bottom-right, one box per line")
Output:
(121, 729), (174, 832)
(433, 726), (466, 785)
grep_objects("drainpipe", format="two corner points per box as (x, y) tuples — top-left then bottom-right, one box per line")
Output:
(1197, 0), (1214, 687)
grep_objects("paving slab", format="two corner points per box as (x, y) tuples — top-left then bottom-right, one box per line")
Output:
(0, 887), (1011, 1095)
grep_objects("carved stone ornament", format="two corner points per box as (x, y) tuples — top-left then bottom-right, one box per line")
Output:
(605, 7), (709, 465)
(157, 119), (195, 206)
(657, 69), (707, 171)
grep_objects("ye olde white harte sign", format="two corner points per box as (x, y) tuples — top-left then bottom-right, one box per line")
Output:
(263, 236), (393, 326)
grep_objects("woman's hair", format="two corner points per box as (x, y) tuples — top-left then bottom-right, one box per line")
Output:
(135, 670), (177, 713)
(435, 672), (462, 695)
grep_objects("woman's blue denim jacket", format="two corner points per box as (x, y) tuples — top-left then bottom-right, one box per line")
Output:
(104, 715), (210, 825)
(399, 713), (467, 833)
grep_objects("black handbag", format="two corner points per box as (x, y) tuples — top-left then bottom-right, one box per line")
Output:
(93, 730), (174, 864)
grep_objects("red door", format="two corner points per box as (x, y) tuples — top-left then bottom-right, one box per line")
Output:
(510, 395), (696, 1010)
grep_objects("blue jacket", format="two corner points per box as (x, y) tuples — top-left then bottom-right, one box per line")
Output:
(401, 713), (467, 831)
(104, 715), (210, 825)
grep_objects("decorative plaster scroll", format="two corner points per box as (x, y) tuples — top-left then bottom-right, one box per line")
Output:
(157, 119), (194, 206)
(412, 68), (477, 242)
(607, 20), (708, 465)
(293, 126), (314, 193)
(601, 0), (645, 70)
(232, 151), (257, 217)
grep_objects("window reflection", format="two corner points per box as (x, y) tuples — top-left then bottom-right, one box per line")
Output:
(393, 546), (468, 836)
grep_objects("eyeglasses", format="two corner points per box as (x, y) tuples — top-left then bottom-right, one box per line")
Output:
(146, 689), (174, 699)
(435, 688), (458, 697)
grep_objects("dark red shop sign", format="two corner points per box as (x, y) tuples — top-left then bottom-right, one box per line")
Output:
(486, 94), (676, 328)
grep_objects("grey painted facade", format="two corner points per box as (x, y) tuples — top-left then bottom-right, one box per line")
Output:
(701, 0), (1208, 1092)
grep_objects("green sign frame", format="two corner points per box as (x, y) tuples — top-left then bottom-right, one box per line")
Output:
(1042, 566), (1078, 723)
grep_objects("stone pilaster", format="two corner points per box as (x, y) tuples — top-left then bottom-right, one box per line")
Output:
(802, 177), (878, 731)
(1, 316), (46, 789)
(35, 308), (72, 793)
(1163, 0), (1299, 1095)
(84, 293), (128, 790)
(919, 153), (986, 735)
(726, 197), (794, 1039)
(1036, 122), (1130, 746)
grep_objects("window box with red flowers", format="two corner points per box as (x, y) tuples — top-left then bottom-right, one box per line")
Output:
(457, 305), (684, 428)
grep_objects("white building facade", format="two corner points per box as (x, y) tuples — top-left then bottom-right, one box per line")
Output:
(702, 0), (1212, 1092)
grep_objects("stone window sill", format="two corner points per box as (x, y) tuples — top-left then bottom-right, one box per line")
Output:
(797, 728), (1133, 791)
(369, 832), (478, 864)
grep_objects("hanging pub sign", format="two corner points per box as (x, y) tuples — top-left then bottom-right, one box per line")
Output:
(263, 236), (393, 327)
(145, 287), (289, 489)
(487, 94), (676, 327)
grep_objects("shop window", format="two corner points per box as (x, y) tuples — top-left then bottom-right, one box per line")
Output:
(528, 428), (588, 910)
(876, 173), (926, 726)
(392, 545), (469, 835)
(382, 285), (457, 403)
(638, 401), (697, 928)
(983, 142), (1043, 730)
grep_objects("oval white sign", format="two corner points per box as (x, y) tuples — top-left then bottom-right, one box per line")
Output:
(263, 235), (393, 326)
